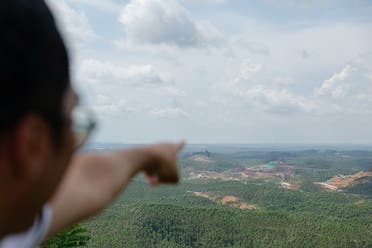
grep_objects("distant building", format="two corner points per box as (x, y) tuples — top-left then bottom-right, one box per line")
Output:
(266, 161), (277, 167)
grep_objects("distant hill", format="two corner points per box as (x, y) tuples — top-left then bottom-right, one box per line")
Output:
(345, 175), (372, 198)
(78, 148), (372, 247)
(328, 171), (372, 188)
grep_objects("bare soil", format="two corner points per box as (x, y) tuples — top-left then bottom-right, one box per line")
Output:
(193, 192), (257, 210)
(191, 155), (213, 163)
(328, 171), (372, 188)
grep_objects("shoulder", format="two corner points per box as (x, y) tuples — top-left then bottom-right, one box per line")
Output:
(0, 204), (52, 248)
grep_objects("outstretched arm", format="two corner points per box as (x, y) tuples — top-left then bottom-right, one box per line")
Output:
(47, 142), (184, 237)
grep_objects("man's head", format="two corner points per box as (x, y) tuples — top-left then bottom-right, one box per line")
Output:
(0, 0), (76, 236)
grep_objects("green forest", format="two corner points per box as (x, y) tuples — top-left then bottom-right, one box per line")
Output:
(43, 148), (372, 247)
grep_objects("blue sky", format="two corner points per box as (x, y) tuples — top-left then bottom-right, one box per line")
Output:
(46, 0), (372, 144)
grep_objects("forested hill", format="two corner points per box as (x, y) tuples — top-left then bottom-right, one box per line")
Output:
(81, 179), (372, 247)
(43, 148), (372, 247)
(85, 203), (371, 247)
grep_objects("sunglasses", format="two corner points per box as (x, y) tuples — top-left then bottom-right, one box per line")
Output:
(70, 105), (96, 148)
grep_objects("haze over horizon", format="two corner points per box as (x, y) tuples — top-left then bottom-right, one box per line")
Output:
(46, 0), (372, 144)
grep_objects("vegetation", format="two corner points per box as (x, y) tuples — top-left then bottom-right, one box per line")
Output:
(345, 176), (372, 198)
(81, 178), (371, 247)
(83, 203), (372, 247)
(41, 225), (90, 248)
(46, 148), (372, 247)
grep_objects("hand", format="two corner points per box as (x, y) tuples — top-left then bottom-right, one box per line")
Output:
(142, 142), (185, 186)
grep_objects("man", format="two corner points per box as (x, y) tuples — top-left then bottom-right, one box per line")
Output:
(0, 0), (184, 247)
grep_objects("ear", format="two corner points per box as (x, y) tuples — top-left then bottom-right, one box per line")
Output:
(9, 114), (51, 183)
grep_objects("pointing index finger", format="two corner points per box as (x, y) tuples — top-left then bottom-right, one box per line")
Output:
(176, 141), (186, 152)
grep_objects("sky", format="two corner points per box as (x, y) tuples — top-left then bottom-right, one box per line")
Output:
(45, 0), (372, 144)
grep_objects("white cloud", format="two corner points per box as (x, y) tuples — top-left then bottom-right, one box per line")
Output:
(46, 0), (97, 46)
(80, 59), (172, 87)
(265, 0), (324, 8)
(76, 58), (188, 119)
(91, 95), (126, 117)
(314, 53), (372, 113)
(58, 0), (372, 143)
(119, 0), (223, 47)
(149, 107), (189, 118)
(238, 61), (263, 80)
(219, 51), (372, 116)
(233, 86), (312, 114)
(315, 65), (355, 98)
(183, 0), (227, 4)
(226, 61), (313, 114)
(65, 0), (121, 13)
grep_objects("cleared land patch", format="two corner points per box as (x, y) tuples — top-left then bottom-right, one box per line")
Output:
(315, 171), (372, 192)
(328, 171), (372, 188)
(193, 192), (257, 210)
(191, 155), (212, 163)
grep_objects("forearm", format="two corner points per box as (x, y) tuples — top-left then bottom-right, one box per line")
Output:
(75, 148), (151, 199)
(46, 142), (183, 238)
(47, 147), (151, 237)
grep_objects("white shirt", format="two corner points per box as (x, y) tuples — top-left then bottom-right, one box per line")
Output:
(0, 204), (52, 248)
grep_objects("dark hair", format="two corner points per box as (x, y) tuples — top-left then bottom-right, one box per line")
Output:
(0, 0), (70, 143)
